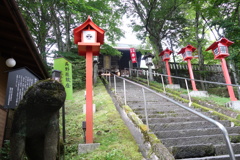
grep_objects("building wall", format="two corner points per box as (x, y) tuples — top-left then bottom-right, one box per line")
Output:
(0, 57), (8, 106)
(0, 110), (7, 147)
(0, 57), (8, 147)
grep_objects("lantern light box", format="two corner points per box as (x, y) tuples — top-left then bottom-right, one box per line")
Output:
(82, 30), (97, 43)
(206, 37), (233, 59)
(178, 44), (196, 61)
(142, 53), (154, 66)
(147, 57), (153, 65)
(163, 54), (170, 61)
(159, 48), (173, 61)
(73, 16), (105, 56)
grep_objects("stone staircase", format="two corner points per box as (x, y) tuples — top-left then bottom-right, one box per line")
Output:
(113, 78), (240, 159)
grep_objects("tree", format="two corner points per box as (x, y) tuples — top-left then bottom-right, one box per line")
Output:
(16, 0), (125, 89)
(16, 0), (53, 61)
(177, 0), (211, 90)
(100, 44), (122, 56)
(123, 0), (188, 72)
(204, 0), (240, 93)
(16, 0), (125, 58)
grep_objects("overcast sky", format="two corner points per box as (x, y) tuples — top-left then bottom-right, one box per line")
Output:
(116, 16), (142, 45)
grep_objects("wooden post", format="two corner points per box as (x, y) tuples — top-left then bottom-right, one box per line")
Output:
(166, 60), (173, 84)
(221, 58), (237, 101)
(187, 59), (198, 91)
(85, 47), (93, 143)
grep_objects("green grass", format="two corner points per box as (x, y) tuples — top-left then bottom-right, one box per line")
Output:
(61, 79), (143, 160)
(191, 95), (230, 106)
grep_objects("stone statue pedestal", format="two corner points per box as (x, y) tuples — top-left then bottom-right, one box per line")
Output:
(225, 101), (240, 111)
(166, 84), (181, 90)
(189, 91), (209, 97)
(78, 143), (100, 154)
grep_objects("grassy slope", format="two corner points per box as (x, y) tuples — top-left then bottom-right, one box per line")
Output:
(62, 79), (143, 160)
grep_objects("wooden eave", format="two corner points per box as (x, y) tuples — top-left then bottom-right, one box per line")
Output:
(0, 0), (49, 79)
(178, 45), (196, 54)
(206, 37), (234, 51)
(159, 48), (173, 56)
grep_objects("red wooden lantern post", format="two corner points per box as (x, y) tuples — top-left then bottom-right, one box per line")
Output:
(206, 37), (237, 101)
(73, 16), (105, 143)
(159, 48), (173, 84)
(178, 44), (198, 91)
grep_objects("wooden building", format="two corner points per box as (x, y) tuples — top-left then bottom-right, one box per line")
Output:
(0, 0), (49, 147)
(98, 46), (142, 76)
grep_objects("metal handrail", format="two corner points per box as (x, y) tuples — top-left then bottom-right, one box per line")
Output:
(111, 74), (236, 160)
(130, 68), (240, 87)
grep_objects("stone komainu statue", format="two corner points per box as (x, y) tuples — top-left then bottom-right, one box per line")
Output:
(10, 80), (66, 160)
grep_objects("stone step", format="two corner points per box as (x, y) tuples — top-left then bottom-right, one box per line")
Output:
(169, 143), (215, 159)
(142, 116), (219, 124)
(130, 105), (186, 111)
(140, 111), (214, 119)
(149, 120), (231, 131)
(133, 107), (204, 114)
(215, 143), (240, 155)
(132, 106), (187, 112)
(113, 78), (240, 159)
(133, 109), (202, 115)
(134, 109), (194, 115)
(132, 106), (214, 117)
(178, 154), (240, 160)
(161, 134), (240, 147)
(130, 104), (183, 110)
(128, 101), (180, 107)
(117, 93), (162, 102)
(139, 113), (196, 119)
(172, 144), (240, 159)
(155, 126), (240, 139)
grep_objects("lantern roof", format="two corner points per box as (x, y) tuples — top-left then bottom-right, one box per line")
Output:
(178, 44), (196, 54)
(73, 16), (105, 45)
(205, 37), (234, 51)
(142, 52), (155, 60)
(159, 48), (173, 56)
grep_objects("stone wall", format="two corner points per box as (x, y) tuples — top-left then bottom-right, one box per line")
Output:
(137, 63), (236, 90)
(169, 69), (226, 89)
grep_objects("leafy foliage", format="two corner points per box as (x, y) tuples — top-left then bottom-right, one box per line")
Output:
(16, 0), (240, 85)
(0, 141), (10, 160)
(16, 0), (126, 89)
(16, 0), (125, 54)
(100, 44), (122, 57)
(124, 0), (188, 52)
(204, 0), (240, 83)
(123, 0), (240, 84)
(123, 0), (189, 71)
